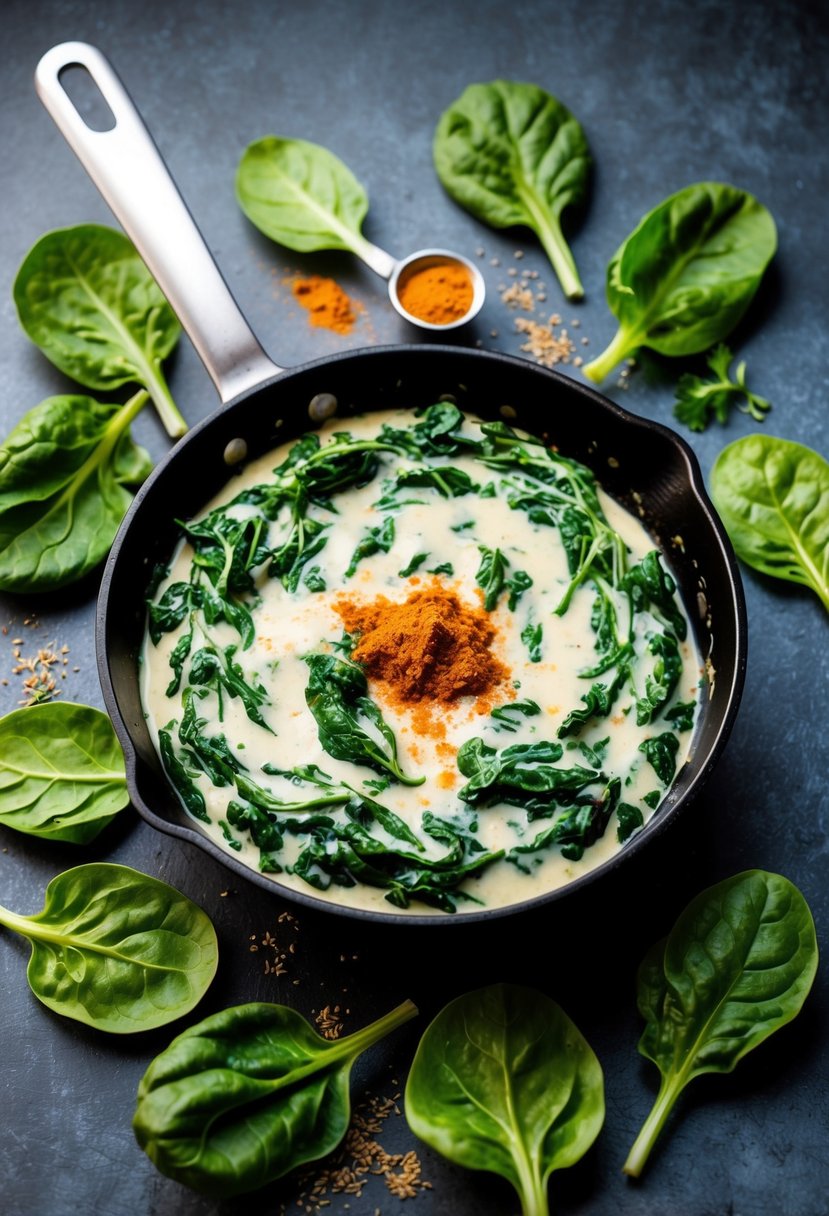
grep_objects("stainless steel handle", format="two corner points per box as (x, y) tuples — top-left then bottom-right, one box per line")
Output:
(35, 41), (284, 404)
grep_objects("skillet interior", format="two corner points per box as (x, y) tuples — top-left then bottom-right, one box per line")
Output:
(97, 343), (746, 922)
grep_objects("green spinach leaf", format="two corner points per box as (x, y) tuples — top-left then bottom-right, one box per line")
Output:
(134, 998), (417, 1196)
(236, 136), (381, 266)
(304, 653), (423, 786)
(0, 863), (218, 1032)
(405, 983), (604, 1216)
(625, 870), (818, 1177)
(0, 391), (152, 592)
(0, 702), (128, 842)
(710, 434), (829, 612)
(583, 183), (776, 383)
(13, 225), (185, 437)
(434, 81), (590, 300)
(673, 344), (771, 432)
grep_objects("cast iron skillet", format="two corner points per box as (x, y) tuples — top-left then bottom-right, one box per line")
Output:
(36, 43), (747, 924)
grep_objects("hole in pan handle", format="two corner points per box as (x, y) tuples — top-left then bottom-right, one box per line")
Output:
(34, 41), (284, 404)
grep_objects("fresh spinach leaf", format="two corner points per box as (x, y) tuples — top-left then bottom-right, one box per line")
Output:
(710, 434), (829, 612)
(0, 391), (152, 592)
(13, 225), (185, 437)
(236, 136), (382, 267)
(625, 870), (818, 1177)
(583, 183), (777, 383)
(304, 653), (423, 786)
(0, 863), (218, 1032)
(0, 702), (128, 842)
(673, 344), (771, 432)
(405, 984), (604, 1216)
(134, 998), (417, 1196)
(434, 81), (590, 300)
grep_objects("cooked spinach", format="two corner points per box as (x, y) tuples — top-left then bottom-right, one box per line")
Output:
(710, 434), (829, 613)
(583, 183), (777, 383)
(147, 405), (695, 908)
(0, 702), (128, 842)
(638, 732), (679, 786)
(457, 736), (601, 809)
(490, 699), (542, 733)
(304, 653), (423, 786)
(0, 391), (152, 592)
(134, 998), (417, 1196)
(625, 871), (818, 1177)
(345, 515), (395, 577)
(406, 984), (604, 1216)
(0, 863), (218, 1032)
(13, 225), (185, 437)
(236, 136), (383, 268)
(674, 344), (771, 432)
(434, 81), (590, 300)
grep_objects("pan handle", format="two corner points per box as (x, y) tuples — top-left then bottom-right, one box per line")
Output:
(35, 42), (284, 404)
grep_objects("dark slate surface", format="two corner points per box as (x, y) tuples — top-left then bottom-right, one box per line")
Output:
(1, 1), (827, 1214)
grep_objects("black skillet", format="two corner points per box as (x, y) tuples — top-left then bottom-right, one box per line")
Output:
(35, 42), (747, 924)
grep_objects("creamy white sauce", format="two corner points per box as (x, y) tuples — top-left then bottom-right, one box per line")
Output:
(141, 410), (702, 915)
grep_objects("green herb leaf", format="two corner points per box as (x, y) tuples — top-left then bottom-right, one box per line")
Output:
(583, 183), (776, 382)
(13, 225), (185, 437)
(236, 136), (380, 265)
(625, 871), (818, 1177)
(434, 81), (590, 300)
(0, 863), (218, 1032)
(0, 391), (152, 592)
(406, 984), (604, 1216)
(673, 344), (772, 432)
(304, 653), (423, 786)
(134, 998), (417, 1196)
(710, 434), (829, 612)
(0, 702), (128, 842)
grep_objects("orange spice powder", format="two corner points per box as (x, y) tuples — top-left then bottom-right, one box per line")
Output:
(396, 259), (474, 325)
(334, 583), (510, 736)
(290, 274), (358, 334)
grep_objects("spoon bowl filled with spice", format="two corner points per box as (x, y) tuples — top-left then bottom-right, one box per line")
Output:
(386, 248), (485, 330)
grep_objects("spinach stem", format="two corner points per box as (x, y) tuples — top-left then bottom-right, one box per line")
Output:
(622, 1073), (682, 1177)
(515, 181), (584, 301)
(138, 356), (187, 439)
(582, 325), (639, 384)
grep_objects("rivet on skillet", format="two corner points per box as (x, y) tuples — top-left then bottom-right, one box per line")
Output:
(309, 392), (337, 422)
(499, 404), (517, 420)
(223, 437), (248, 466)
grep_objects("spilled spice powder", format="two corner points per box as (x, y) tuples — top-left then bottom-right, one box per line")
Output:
(290, 274), (358, 334)
(335, 583), (509, 714)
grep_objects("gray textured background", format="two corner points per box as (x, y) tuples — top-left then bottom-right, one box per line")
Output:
(1, 1), (827, 1214)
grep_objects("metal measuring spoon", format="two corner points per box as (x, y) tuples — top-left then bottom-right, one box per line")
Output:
(354, 241), (486, 331)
